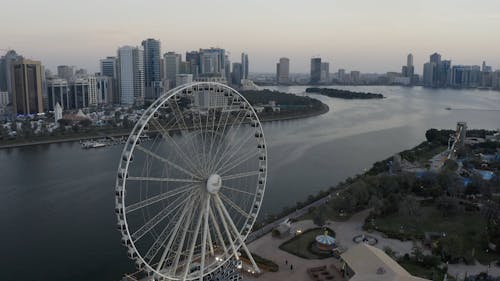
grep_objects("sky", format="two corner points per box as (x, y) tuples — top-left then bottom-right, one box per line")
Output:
(1, 0), (500, 74)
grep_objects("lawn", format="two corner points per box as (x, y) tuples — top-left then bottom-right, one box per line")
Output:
(279, 227), (336, 259)
(398, 260), (447, 281)
(298, 201), (351, 222)
(370, 205), (500, 264)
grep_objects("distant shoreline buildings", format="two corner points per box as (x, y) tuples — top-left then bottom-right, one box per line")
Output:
(1, 46), (500, 119)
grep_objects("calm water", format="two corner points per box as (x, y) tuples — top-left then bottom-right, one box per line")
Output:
(1, 86), (499, 281)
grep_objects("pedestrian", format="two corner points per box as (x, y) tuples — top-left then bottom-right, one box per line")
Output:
(290, 264), (293, 271)
(285, 259), (288, 265)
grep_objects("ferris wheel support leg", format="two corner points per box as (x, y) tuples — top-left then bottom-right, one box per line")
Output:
(207, 227), (215, 256)
(199, 195), (211, 281)
(182, 198), (206, 280)
(214, 195), (261, 274)
(214, 197), (240, 261)
(209, 207), (228, 256)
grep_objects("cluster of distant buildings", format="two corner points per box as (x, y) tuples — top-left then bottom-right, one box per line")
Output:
(0, 39), (254, 120)
(271, 53), (500, 89)
(422, 53), (500, 89)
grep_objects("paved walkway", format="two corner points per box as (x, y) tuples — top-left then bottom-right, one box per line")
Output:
(244, 209), (414, 281)
(448, 263), (500, 280)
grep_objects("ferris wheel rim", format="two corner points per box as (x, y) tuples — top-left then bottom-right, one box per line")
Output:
(115, 82), (268, 280)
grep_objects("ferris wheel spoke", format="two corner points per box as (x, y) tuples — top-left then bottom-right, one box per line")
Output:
(135, 145), (200, 179)
(217, 148), (258, 176)
(221, 171), (260, 181)
(144, 200), (186, 262)
(220, 185), (255, 196)
(205, 100), (238, 172)
(149, 118), (204, 176)
(218, 192), (251, 219)
(214, 194), (261, 273)
(131, 192), (193, 242)
(167, 193), (200, 273)
(127, 176), (202, 184)
(126, 183), (198, 214)
(212, 131), (255, 173)
(207, 108), (246, 172)
(156, 194), (197, 271)
(168, 99), (204, 167)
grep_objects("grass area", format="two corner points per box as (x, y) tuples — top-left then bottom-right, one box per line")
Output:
(398, 260), (447, 281)
(370, 205), (500, 264)
(279, 227), (336, 259)
(240, 252), (279, 272)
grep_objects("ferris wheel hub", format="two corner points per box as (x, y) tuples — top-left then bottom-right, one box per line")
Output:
(206, 174), (222, 194)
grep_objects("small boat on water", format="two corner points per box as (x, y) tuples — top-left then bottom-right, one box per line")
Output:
(82, 141), (107, 149)
(445, 107), (452, 110)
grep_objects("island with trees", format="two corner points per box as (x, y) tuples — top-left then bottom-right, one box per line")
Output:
(305, 87), (384, 99)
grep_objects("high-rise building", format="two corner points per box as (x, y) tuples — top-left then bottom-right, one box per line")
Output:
(451, 65), (481, 88)
(231, 62), (242, 85)
(100, 57), (117, 78)
(96, 76), (113, 105)
(164, 52), (181, 87)
(0, 50), (22, 100)
(141, 38), (162, 100)
(276, 57), (290, 84)
(186, 51), (200, 77)
(10, 58), (44, 115)
(320, 62), (330, 83)
(99, 56), (118, 104)
(241, 53), (249, 80)
(57, 65), (74, 81)
(350, 71), (360, 84)
(175, 74), (193, 87)
(199, 48), (226, 79)
(117, 46), (145, 106)
(423, 63), (434, 87)
(68, 75), (97, 109)
(310, 58), (322, 84)
(402, 53), (415, 84)
(423, 53), (451, 88)
(337, 69), (346, 83)
(47, 78), (69, 110)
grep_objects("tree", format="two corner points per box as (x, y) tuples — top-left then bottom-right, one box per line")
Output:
(58, 119), (71, 127)
(312, 206), (326, 226)
(439, 234), (464, 262)
(79, 119), (92, 127)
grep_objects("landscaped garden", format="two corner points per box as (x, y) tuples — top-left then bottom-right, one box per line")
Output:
(279, 227), (336, 259)
(365, 203), (500, 264)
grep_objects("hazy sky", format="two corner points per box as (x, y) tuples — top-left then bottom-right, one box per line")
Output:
(2, 0), (500, 74)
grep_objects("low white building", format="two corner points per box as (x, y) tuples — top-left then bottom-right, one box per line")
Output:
(54, 103), (63, 124)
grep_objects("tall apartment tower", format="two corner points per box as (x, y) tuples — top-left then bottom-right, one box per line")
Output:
(11, 59), (44, 115)
(241, 53), (249, 80)
(100, 56), (118, 104)
(320, 62), (330, 83)
(164, 52), (182, 87)
(117, 46), (144, 106)
(100, 57), (117, 78)
(276, 57), (290, 84)
(0, 50), (22, 101)
(141, 38), (162, 100)
(310, 57), (322, 84)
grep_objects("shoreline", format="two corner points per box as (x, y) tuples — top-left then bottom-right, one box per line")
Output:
(0, 104), (329, 149)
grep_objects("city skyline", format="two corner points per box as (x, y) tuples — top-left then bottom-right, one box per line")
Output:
(2, 0), (500, 73)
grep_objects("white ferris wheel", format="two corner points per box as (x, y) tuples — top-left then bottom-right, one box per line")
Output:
(115, 82), (267, 280)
